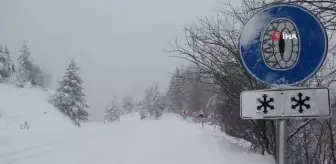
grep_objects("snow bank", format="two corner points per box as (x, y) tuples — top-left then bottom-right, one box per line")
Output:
(0, 83), (73, 132)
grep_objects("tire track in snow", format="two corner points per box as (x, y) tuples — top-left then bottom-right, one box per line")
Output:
(0, 142), (56, 158)
(1, 146), (54, 164)
(72, 125), (137, 164)
(73, 134), (128, 164)
(0, 131), (100, 164)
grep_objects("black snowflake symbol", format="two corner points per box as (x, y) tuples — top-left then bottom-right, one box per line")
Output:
(291, 92), (310, 113)
(257, 94), (274, 114)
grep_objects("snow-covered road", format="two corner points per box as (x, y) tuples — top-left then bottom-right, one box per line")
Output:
(0, 114), (274, 164)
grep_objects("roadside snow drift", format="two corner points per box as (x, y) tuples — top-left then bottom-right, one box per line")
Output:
(0, 83), (73, 131)
(0, 110), (274, 164)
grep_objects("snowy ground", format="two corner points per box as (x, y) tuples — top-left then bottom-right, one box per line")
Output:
(0, 84), (73, 132)
(0, 114), (274, 164)
(0, 84), (274, 164)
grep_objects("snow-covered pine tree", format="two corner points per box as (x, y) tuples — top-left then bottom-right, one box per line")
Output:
(0, 45), (14, 79)
(185, 71), (204, 112)
(138, 101), (149, 120)
(104, 98), (122, 123)
(17, 43), (34, 86)
(139, 84), (165, 119)
(3, 46), (14, 78)
(16, 43), (50, 87)
(0, 45), (6, 79)
(31, 65), (53, 87)
(166, 68), (185, 113)
(50, 59), (89, 126)
(121, 96), (135, 114)
(152, 94), (165, 119)
(139, 86), (154, 119)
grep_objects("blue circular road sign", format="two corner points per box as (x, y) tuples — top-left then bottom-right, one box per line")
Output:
(240, 3), (328, 86)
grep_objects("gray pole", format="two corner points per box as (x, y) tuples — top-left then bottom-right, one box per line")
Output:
(276, 119), (287, 164)
(276, 0), (290, 163)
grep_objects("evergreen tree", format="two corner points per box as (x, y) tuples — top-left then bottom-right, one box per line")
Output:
(18, 43), (34, 85)
(17, 43), (51, 87)
(104, 98), (122, 123)
(121, 96), (135, 114)
(50, 59), (89, 126)
(139, 86), (154, 120)
(186, 71), (204, 112)
(152, 94), (165, 119)
(166, 68), (185, 113)
(0, 45), (14, 79)
(31, 65), (52, 87)
(148, 84), (163, 119)
(4, 46), (14, 77)
(0, 45), (6, 79)
(138, 101), (149, 120)
(139, 84), (165, 119)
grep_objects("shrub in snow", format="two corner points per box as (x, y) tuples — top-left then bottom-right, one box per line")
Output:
(20, 122), (30, 130)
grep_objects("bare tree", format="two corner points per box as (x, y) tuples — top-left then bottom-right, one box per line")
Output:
(169, 0), (336, 162)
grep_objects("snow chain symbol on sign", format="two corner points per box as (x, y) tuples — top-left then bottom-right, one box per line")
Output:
(262, 19), (300, 70)
(257, 94), (274, 114)
(291, 92), (310, 113)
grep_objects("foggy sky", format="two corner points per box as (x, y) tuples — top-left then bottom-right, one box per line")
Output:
(0, 0), (234, 121)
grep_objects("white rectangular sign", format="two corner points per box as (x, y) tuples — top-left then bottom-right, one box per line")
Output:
(240, 87), (331, 119)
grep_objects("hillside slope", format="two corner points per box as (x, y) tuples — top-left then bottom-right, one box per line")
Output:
(0, 83), (73, 131)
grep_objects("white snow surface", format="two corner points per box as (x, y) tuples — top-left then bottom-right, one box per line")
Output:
(0, 84), (274, 164)
(240, 13), (272, 46)
(0, 83), (73, 132)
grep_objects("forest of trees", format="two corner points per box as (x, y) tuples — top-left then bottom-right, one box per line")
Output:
(0, 42), (90, 127)
(0, 42), (51, 87)
(103, 84), (166, 122)
(102, 66), (214, 123)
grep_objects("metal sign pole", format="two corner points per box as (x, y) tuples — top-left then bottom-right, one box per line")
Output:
(276, 119), (287, 164)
